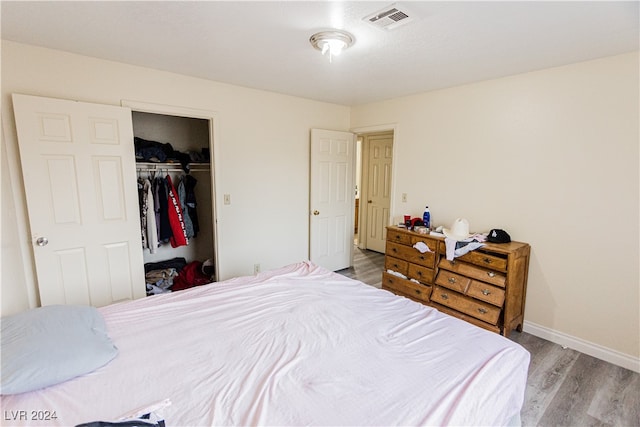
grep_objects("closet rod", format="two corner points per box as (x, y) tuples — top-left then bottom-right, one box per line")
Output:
(136, 168), (210, 173)
(135, 162), (210, 173)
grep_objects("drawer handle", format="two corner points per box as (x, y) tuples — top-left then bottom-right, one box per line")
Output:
(417, 271), (423, 277)
(441, 293), (449, 300)
(395, 235), (401, 240)
(448, 277), (456, 284)
(392, 248), (398, 253)
(393, 264), (399, 269)
(415, 289), (422, 295)
(482, 289), (491, 296)
(483, 257), (492, 264)
(419, 256), (426, 260)
(478, 308), (488, 314)
(487, 271), (496, 278)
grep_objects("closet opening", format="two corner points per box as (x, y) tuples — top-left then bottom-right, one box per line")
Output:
(131, 110), (218, 296)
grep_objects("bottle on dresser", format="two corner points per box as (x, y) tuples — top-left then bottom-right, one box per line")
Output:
(422, 206), (431, 230)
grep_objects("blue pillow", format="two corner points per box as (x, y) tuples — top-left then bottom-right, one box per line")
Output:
(1, 305), (118, 395)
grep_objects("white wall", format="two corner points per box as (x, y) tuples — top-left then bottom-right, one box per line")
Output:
(351, 52), (639, 364)
(1, 41), (350, 315)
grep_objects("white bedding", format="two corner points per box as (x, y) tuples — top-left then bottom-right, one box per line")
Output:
(1, 261), (529, 426)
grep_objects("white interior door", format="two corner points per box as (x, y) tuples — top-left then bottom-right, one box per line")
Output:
(12, 94), (145, 307)
(309, 129), (355, 271)
(364, 133), (393, 253)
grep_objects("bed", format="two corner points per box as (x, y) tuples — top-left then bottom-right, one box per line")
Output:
(1, 261), (529, 426)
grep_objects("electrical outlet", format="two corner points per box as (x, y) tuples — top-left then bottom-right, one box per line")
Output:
(254, 263), (260, 274)
(224, 194), (231, 205)
(402, 193), (407, 203)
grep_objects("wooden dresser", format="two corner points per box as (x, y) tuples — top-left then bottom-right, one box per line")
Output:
(382, 226), (530, 337)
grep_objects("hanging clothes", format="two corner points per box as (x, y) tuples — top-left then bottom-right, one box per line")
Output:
(137, 175), (160, 254)
(153, 177), (162, 240)
(154, 177), (172, 242)
(165, 174), (188, 248)
(137, 177), (148, 249)
(177, 175), (195, 239)
(184, 174), (200, 237)
(144, 178), (159, 254)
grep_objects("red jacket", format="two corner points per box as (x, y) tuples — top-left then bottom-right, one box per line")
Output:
(165, 175), (188, 248)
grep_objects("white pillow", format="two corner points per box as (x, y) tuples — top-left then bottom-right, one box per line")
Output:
(1, 305), (118, 395)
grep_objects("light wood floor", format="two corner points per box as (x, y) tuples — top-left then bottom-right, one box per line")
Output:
(337, 247), (640, 427)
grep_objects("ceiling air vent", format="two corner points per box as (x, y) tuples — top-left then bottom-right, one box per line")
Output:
(363, 4), (413, 30)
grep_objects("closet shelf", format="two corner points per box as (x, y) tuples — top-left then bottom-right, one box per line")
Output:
(136, 162), (210, 173)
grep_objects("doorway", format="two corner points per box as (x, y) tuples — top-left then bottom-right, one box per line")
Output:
(356, 131), (394, 253)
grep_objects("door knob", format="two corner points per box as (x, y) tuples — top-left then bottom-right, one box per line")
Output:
(313, 210), (320, 215)
(36, 237), (49, 247)
(367, 200), (372, 204)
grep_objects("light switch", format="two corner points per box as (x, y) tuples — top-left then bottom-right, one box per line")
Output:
(224, 194), (231, 205)
(402, 193), (407, 203)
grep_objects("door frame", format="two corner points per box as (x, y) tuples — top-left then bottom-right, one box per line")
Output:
(4, 109), (41, 308)
(121, 100), (222, 280)
(351, 124), (398, 250)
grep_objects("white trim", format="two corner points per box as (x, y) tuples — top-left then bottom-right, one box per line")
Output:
(120, 99), (223, 280)
(523, 320), (640, 373)
(350, 123), (397, 135)
(2, 106), (39, 309)
(121, 99), (217, 121)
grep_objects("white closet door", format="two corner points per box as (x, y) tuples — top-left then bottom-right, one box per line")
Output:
(12, 94), (145, 307)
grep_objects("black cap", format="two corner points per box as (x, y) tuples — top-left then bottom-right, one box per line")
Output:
(487, 229), (511, 243)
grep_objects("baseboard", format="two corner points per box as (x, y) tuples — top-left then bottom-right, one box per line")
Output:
(523, 321), (640, 373)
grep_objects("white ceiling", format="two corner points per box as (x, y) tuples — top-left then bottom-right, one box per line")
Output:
(2, 1), (638, 106)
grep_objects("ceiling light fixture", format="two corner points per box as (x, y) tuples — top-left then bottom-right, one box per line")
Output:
(309, 30), (354, 63)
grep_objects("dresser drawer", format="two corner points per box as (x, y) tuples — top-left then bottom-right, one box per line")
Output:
(408, 264), (435, 284)
(438, 258), (507, 288)
(386, 241), (412, 258)
(457, 250), (508, 272)
(382, 272), (432, 303)
(431, 286), (501, 325)
(386, 241), (435, 268)
(435, 270), (470, 294)
(410, 236), (438, 253)
(386, 229), (411, 245)
(385, 256), (408, 275)
(429, 302), (501, 334)
(467, 280), (505, 307)
(409, 250), (436, 268)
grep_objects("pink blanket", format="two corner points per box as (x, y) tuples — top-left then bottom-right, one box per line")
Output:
(1, 261), (529, 426)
